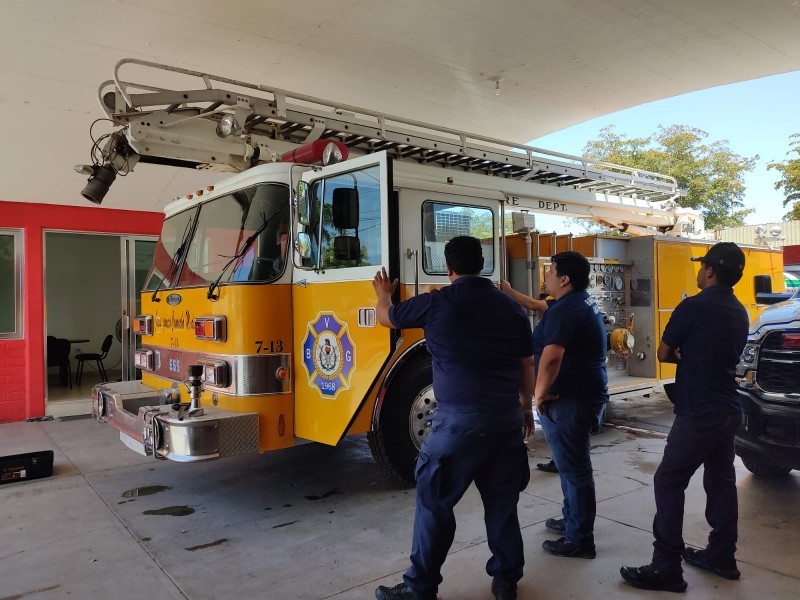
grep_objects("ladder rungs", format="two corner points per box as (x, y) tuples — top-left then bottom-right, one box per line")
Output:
(102, 59), (681, 205)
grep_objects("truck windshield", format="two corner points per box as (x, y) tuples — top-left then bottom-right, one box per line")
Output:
(144, 183), (289, 290)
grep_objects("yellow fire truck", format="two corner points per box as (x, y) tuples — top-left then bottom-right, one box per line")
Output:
(85, 59), (783, 483)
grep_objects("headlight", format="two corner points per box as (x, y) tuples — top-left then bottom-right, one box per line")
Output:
(736, 343), (758, 379)
(198, 360), (230, 387)
(740, 344), (758, 365)
(134, 349), (155, 371)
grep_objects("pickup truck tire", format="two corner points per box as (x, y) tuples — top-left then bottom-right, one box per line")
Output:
(741, 456), (792, 478)
(368, 355), (435, 486)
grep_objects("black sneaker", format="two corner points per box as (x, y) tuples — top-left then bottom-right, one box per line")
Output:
(536, 460), (559, 473)
(491, 578), (517, 600)
(375, 582), (433, 600)
(542, 537), (596, 559)
(683, 547), (740, 580)
(620, 564), (687, 593)
(545, 517), (565, 536)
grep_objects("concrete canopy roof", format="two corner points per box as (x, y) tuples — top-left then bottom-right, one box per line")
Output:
(1, 0), (799, 213)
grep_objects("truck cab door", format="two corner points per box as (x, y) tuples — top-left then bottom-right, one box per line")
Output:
(292, 152), (394, 445)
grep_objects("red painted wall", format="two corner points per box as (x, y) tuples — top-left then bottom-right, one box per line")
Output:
(0, 201), (163, 422)
(783, 244), (800, 266)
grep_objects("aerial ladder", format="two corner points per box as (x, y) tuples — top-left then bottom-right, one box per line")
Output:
(82, 58), (704, 237)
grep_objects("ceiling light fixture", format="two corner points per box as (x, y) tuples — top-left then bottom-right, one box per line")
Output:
(490, 75), (506, 96)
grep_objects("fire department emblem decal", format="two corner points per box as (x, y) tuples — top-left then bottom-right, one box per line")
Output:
(302, 312), (355, 398)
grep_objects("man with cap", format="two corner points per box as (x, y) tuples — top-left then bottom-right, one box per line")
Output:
(621, 242), (750, 592)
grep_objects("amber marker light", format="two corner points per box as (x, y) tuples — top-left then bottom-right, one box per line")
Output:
(194, 315), (227, 341)
(133, 315), (153, 336)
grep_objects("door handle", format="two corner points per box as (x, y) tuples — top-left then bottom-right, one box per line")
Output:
(406, 249), (419, 297)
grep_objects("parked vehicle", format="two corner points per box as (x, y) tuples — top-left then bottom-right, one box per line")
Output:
(736, 288), (800, 477)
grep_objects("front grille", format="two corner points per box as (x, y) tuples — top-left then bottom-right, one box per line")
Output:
(757, 330), (800, 393)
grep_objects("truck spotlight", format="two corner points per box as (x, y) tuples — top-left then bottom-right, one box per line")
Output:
(216, 114), (241, 138)
(78, 163), (117, 205)
(322, 141), (345, 165)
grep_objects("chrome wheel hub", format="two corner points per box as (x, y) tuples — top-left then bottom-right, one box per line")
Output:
(409, 385), (437, 450)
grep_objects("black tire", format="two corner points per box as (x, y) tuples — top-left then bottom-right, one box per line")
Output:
(741, 455), (792, 478)
(368, 355), (435, 486)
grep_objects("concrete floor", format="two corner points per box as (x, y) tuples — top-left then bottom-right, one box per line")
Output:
(2, 394), (798, 600)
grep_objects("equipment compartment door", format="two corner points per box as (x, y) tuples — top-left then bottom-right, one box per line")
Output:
(292, 152), (393, 445)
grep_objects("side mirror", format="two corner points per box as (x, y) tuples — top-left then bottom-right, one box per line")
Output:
(754, 274), (773, 295)
(295, 232), (312, 259)
(333, 235), (360, 261)
(332, 188), (359, 230)
(296, 180), (310, 225)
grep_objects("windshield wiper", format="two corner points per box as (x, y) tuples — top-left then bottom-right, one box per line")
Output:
(152, 217), (195, 302)
(207, 203), (287, 301)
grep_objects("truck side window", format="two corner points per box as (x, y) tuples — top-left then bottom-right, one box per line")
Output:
(421, 202), (494, 275)
(317, 165), (382, 270)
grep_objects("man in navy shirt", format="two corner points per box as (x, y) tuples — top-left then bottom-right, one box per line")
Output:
(534, 251), (608, 559)
(621, 242), (750, 593)
(373, 236), (535, 600)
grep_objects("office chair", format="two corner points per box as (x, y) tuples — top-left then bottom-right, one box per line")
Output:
(75, 334), (113, 385)
(46, 336), (72, 389)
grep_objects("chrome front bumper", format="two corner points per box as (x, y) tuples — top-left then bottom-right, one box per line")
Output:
(92, 381), (259, 462)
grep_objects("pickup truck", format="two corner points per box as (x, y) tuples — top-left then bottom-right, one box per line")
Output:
(736, 288), (800, 477)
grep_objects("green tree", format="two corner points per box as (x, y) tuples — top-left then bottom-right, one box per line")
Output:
(462, 209), (513, 239)
(562, 218), (629, 236)
(583, 125), (757, 229)
(767, 133), (800, 220)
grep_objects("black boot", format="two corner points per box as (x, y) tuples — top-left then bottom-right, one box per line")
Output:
(545, 517), (565, 535)
(375, 582), (434, 600)
(683, 547), (740, 580)
(536, 459), (558, 473)
(490, 578), (517, 600)
(620, 564), (687, 593)
(542, 537), (596, 559)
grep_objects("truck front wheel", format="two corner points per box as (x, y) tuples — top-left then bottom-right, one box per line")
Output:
(368, 356), (436, 485)
(741, 455), (792, 478)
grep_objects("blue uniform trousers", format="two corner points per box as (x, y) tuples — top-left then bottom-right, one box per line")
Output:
(403, 416), (530, 597)
(651, 412), (741, 574)
(539, 398), (604, 546)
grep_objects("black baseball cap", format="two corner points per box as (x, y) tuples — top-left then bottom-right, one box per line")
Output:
(690, 242), (745, 273)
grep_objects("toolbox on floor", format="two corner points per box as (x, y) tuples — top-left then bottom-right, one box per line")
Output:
(0, 450), (54, 484)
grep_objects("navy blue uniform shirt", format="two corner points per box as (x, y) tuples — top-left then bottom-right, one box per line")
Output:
(389, 276), (535, 420)
(532, 289), (608, 402)
(662, 285), (749, 416)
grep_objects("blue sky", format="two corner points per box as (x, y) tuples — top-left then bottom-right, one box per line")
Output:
(528, 69), (800, 233)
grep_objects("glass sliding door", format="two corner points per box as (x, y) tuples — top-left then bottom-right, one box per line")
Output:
(121, 237), (157, 380)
